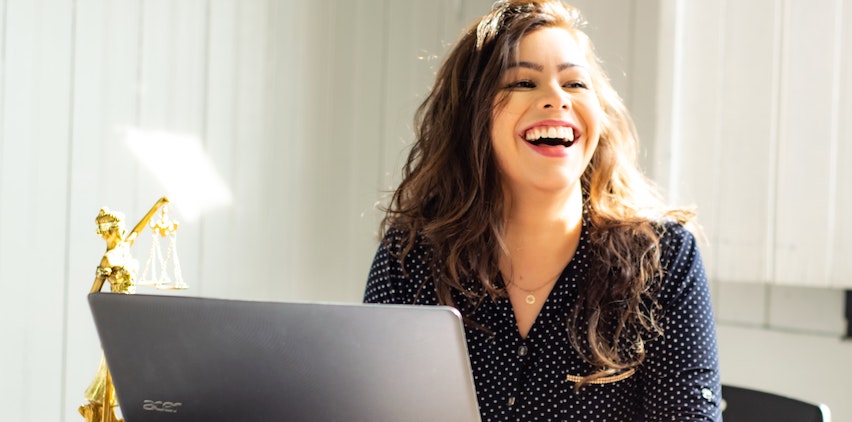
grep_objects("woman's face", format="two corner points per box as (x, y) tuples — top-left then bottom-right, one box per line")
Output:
(490, 26), (603, 198)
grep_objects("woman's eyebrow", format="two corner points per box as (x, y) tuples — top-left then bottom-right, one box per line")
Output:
(507, 61), (544, 71)
(506, 61), (584, 72)
(558, 62), (583, 71)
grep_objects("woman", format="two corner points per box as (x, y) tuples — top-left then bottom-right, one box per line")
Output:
(364, 1), (721, 420)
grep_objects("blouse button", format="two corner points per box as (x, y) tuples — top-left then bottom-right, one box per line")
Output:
(507, 396), (516, 407)
(518, 345), (528, 357)
(701, 388), (714, 401)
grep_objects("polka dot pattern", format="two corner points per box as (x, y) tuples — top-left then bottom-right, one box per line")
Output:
(364, 222), (721, 421)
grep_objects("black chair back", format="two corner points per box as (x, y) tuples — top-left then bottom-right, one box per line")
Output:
(721, 384), (830, 422)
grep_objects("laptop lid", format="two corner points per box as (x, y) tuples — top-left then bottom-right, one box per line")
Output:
(88, 292), (481, 422)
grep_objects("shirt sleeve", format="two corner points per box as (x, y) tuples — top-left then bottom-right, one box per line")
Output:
(640, 224), (722, 421)
(363, 233), (404, 304)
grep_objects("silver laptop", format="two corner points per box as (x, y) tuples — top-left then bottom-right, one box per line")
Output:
(88, 292), (481, 422)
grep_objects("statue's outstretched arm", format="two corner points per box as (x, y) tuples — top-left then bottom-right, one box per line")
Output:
(124, 197), (170, 246)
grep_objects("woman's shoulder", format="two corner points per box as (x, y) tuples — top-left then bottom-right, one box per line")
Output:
(368, 227), (439, 305)
(380, 227), (429, 255)
(651, 219), (707, 305)
(655, 219), (699, 258)
(588, 213), (698, 255)
(378, 226), (436, 273)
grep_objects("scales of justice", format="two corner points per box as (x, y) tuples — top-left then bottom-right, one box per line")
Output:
(80, 197), (187, 422)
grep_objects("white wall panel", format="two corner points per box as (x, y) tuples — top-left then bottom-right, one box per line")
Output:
(338, 0), (394, 304)
(665, 0), (851, 287)
(325, 0), (389, 301)
(628, 0), (663, 172)
(136, 0), (206, 290)
(569, 0), (633, 99)
(63, 0), (110, 417)
(225, 0), (270, 300)
(263, 0), (306, 302)
(382, 1), (454, 194)
(668, 1), (725, 278)
(96, 0), (142, 208)
(197, 0), (238, 299)
(0, 0), (73, 420)
(713, 0), (780, 283)
(133, 0), (174, 207)
(832, 0), (852, 287)
(163, 0), (206, 288)
(290, 0), (360, 302)
(31, 0), (73, 417)
(28, 4), (74, 416)
(774, 0), (841, 286)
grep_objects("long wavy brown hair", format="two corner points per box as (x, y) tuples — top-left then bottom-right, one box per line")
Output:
(381, 0), (695, 387)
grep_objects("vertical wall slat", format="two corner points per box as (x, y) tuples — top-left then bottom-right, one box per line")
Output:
(648, 0), (680, 194)
(290, 0), (350, 301)
(198, 0), (237, 298)
(228, 0), (269, 298)
(339, 0), (389, 300)
(134, 0), (206, 292)
(64, 0), (109, 418)
(0, 0), (73, 420)
(34, 0), (74, 417)
(96, 0), (141, 211)
(0, 0), (8, 410)
(713, 0), (780, 283)
(629, 1), (662, 173)
(667, 1), (725, 279)
(0, 0), (34, 417)
(773, 0), (839, 286)
(133, 0), (170, 206)
(832, 0), (852, 286)
(265, 0), (306, 300)
(381, 2), (446, 194)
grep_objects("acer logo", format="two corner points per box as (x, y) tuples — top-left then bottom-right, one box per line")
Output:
(143, 400), (183, 413)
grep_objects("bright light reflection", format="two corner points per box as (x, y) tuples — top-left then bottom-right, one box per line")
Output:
(126, 128), (232, 221)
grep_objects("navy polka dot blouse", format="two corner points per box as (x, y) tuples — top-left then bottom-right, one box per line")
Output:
(364, 221), (721, 421)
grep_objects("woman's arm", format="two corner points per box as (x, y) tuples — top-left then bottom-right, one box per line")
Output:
(640, 225), (722, 421)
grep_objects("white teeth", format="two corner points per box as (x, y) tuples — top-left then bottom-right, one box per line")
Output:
(524, 126), (575, 142)
(548, 127), (558, 138)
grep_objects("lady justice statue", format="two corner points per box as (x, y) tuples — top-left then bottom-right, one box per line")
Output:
(80, 197), (177, 422)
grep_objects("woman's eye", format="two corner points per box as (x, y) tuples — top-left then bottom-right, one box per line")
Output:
(506, 80), (536, 89)
(564, 81), (588, 89)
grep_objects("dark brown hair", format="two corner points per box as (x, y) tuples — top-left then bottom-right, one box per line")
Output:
(381, 0), (695, 387)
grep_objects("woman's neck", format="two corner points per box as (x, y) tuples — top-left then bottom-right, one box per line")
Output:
(502, 183), (584, 247)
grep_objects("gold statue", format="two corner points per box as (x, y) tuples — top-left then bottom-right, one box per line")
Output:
(90, 197), (171, 295)
(81, 197), (176, 422)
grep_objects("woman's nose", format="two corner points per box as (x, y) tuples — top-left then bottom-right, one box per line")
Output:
(539, 86), (571, 110)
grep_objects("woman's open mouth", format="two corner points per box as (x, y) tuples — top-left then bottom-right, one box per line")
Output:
(524, 126), (576, 147)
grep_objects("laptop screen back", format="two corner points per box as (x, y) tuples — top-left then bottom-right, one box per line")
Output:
(88, 293), (481, 422)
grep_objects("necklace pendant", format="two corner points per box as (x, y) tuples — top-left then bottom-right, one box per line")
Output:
(525, 294), (536, 305)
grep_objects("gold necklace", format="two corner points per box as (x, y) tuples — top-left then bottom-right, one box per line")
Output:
(508, 273), (561, 305)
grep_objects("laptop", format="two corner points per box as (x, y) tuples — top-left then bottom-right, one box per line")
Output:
(88, 292), (481, 422)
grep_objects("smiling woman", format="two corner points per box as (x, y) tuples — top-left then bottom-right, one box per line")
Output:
(364, 1), (721, 420)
